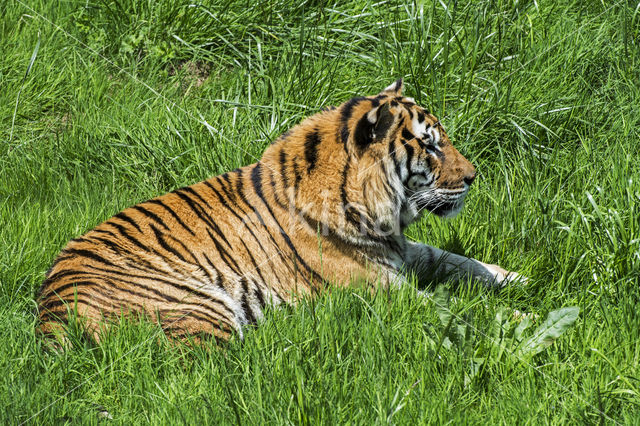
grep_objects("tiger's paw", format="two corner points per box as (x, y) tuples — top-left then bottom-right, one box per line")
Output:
(484, 264), (529, 288)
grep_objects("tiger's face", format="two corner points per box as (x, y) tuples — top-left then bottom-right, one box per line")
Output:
(345, 80), (476, 228)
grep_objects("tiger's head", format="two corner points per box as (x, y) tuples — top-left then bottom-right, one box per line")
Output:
(339, 79), (476, 230)
(264, 80), (476, 241)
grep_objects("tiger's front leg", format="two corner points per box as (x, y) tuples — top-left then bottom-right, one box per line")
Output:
(402, 241), (526, 288)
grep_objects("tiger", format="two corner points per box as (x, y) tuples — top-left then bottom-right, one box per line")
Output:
(36, 80), (524, 344)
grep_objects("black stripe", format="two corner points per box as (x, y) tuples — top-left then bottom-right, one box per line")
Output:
(59, 266), (234, 319)
(206, 228), (242, 276)
(253, 280), (266, 308)
(420, 141), (443, 160)
(239, 239), (267, 286)
(240, 278), (257, 324)
(40, 269), (86, 288)
(340, 96), (367, 145)
(103, 276), (180, 304)
(203, 180), (232, 208)
(340, 162), (351, 213)
(70, 237), (91, 244)
(107, 221), (151, 252)
(202, 180), (266, 250)
(233, 169), (257, 214)
(93, 237), (124, 255)
(217, 174), (257, 223)
(402, 128), (415, 140)
(186, 250), (218, 287)
(40, 256), (72, 297)
(172, 188), (213, 227)
(49, 252), (76, 267)
(41, 277), (114, 305)
(162, 321), (231, 338)
(182, 186), (212, 209)
(304, 129), (321, 173)
(150, 223), (187, 263)
(62, 248), (117, 268)
(389, 139), (403, 181)
(44, 254), (74, 278)
(168, 234), (200, 263)
(132, 205), (170, 230)
(206, 179), (248, 218)
(353, 112), (375, 151)
(268, 169), (287, 209)
(279, 148), (290, 188)
(294, 209), (355, 252)
(39, 271), (95, 302)
(40, 269), (90, 290)
(292, 156), (302, 194)
(379, 161), (397, 206)
(237, 227), (281, 298)
(92, 229), (118, 238)
(401, 140), (415, 181)
(154, 304), (235, 332)
(173, 188), (232, 249)
(251, 163), (322, 285)
(114, 211), (143, 233)
(234, 168), (283, 252)
(202, 252), (223, 288)
(144, 199), (196, 236)
(219, 173), (234, 199)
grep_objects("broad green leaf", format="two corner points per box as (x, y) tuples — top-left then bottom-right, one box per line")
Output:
(433, 286), (451, 328)
(517, 307), (579, 357)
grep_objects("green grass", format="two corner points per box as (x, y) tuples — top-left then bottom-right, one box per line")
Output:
(1, 0), (639, 423)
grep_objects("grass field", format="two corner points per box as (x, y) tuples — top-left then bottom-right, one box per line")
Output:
(2, 0), (640, 423)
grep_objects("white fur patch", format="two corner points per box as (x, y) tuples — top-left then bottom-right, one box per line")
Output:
(384, 80), (403, 93)
(411, 116), (427, 138)
(412, 116), (441, 145)
(199, 281), (246, 337)
(367, 107), (379, 123)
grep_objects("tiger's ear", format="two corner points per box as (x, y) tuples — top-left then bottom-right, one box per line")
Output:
(353, 102), (395, 152)
(380, 79), (403, 96)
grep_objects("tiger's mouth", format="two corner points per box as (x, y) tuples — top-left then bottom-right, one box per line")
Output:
(414, 191), (467, 218)
(424, 200), (463, 217)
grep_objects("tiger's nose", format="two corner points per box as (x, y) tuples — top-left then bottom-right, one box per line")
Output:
(463, 172), (476, 186)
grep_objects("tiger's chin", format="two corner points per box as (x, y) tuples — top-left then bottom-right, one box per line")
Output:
(420, 199), (466, 218)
